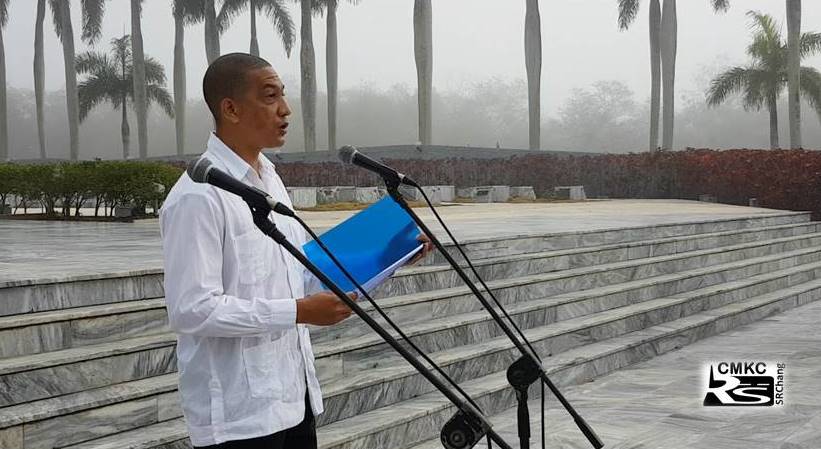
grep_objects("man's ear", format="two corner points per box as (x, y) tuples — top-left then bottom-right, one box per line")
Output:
(220, 97), (241, 124)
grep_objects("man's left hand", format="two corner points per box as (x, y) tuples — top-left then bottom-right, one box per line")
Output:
(408, 233), (434, 265)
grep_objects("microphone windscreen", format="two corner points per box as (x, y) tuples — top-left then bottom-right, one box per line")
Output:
(338, 145), (357, 164)
(187, 157), (212, 183)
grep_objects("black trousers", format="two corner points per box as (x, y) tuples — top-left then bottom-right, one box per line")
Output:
(194, 394), (317, 449)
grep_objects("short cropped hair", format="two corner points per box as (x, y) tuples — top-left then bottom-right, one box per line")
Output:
(202, 53), (272, 123)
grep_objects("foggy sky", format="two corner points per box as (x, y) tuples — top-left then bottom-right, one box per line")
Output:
(4, 0), (821, 117)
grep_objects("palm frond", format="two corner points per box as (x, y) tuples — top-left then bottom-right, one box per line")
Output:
(77, 70), (121, 121)
(800, 32), (821, 59)
(217, 0), (248, 34)
(75, 51), (112, 75)
(146, 84), (175, 118)
(264, 0), (296, 57)
(0, 0), (9, 28)
(143, 56), (168, 85)
(80, 0), (106, 45)
(48, 0), (64, 40)
(707, 66), (760, 108)
(746, 10), (781, 47)
(800, 66), (821, 122)
(175, 0), (205, 24)
(617, 0), (640, 31)
(711, 0), (730, 13)
(740, 68), (772, 111)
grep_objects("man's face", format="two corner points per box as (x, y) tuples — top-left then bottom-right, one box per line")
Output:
(233, 66), (291, 149)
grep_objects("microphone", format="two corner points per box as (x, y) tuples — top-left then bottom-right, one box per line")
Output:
(338, 146), (418, 187)
(186, 157), (294, 217)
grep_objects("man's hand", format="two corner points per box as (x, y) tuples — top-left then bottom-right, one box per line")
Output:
(408, 233), (435, 265)
(296, 291), (358, 326)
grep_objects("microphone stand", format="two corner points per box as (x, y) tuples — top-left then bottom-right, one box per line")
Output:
(243, 200), (513, 449)
(383, 178), (603, 449)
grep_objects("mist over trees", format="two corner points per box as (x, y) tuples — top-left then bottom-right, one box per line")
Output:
(5, 76), (821, 161)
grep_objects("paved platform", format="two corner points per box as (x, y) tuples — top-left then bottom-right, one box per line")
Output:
(473, 299), (821, 449)
(0, 199), (797, 283)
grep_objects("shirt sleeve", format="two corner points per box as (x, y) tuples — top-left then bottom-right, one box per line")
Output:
(160, 192), (297, 337)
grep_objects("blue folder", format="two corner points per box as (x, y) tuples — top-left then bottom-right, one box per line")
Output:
(303, 196), (422, 292)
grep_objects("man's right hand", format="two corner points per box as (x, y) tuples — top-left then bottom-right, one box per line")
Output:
(296, 291), (358, 326)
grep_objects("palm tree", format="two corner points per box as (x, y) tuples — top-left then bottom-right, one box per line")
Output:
(524, 0), (541, 150)
(299, 0), (317, 151)
(173, 0), (205, 157)
(217, 0), (295, 58)
(618, 0), (729, 150)
(0, 0), (7, 161)
(205, 0), (220, 63)
(131, 0), (149, 159)
(706, 11), (821, 149)
(413, 0), (432, 146)
(34, 0), (47, 159)
(76, 35), (174, 159)
(314, 0), (357, 152)
(48, 0), (80, 160)
(786, 0), (801, 148)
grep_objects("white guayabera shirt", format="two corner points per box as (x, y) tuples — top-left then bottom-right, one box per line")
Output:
(160, 133), (324, 447)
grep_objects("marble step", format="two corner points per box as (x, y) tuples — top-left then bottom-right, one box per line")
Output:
(314, 280), (821, 449)
(4, 239), (820, 408)
(0, 333), (176, 407)
(426, 211), (809, 264)
(371, 220), (821, 299)
(314, 262), (821, 425)
(0, 298), (169, 359)
(5, 257), (818, 439)
(313, 258), (821, 385)
(53, 275), (821, 449)
(5, 222), (817, 360)
(311, 231), (821, 344)
(1, 213), (808, 320)
(0, 375), (181, 449)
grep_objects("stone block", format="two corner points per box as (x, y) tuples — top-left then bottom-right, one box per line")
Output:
(354, 187), (381, 204)
(287, 187), (318, 209)
(458, 186), (510, 203)
(398, 185), (455, 205)
(510, 186), (536, 200)
(113, 205), (134, 218)
(699, 194), (717, 203)
(554, 185), (586, 200)
(317, 186), (356, 204)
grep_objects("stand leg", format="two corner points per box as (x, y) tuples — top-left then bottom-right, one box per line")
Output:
(516, 388), (530, 449)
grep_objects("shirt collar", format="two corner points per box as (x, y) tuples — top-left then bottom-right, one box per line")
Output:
(205, 133), (274, 180)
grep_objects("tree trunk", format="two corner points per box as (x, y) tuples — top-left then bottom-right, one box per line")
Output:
(122, 97), (131, 159)
(173, 7), (186, 157)
(250, 0), (259, 56)
(300, 0), (316, 152)
(649, 0), (661, 151)
(786, 0), (802, 149)
(768, 94), (779, 149)
(524, 0), (541, 150)
(326, 0), (338, 152)
(413, 0), (432, 145)
(131, 0), (149, 159)
(204, 0), (220, 64)
(0, 24), (7, 161)
(59, 2), (80, 160)
(659, 0), (676, 150)
(34, 0), (47, 159)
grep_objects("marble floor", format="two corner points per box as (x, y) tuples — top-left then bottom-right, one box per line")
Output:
(0, 199), (791, 283)
(471, 299), (821, 449)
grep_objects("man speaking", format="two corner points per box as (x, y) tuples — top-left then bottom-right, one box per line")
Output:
(160, 53), (360, 449)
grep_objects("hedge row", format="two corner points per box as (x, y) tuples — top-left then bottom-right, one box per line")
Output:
(0, 161), (183, 217)
(275, 148), (821, 219)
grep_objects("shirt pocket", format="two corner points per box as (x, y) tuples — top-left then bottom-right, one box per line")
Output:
(242, 338), (301, 401)
(235, 229), (271, 285)
(242, 339), (281, 398)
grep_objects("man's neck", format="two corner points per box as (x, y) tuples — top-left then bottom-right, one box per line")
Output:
(215, 130), (262, 175)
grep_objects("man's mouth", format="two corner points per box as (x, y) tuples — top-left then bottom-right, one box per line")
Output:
(278, 122), (289, 135)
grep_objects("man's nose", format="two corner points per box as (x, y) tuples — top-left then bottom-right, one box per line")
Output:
(280, 99), (292, 117)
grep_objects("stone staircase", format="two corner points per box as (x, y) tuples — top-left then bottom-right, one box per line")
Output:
(1, 212), (819, 449)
